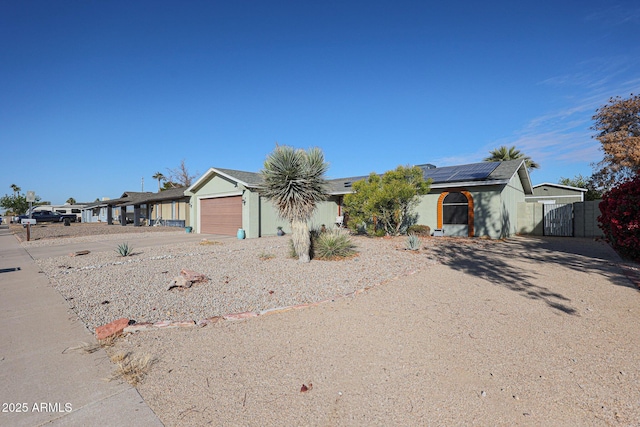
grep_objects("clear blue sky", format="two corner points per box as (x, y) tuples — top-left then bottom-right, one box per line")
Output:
(1, 1), (639, 205)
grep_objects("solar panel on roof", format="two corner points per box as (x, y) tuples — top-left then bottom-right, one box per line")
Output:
(422, 162), (500, 183)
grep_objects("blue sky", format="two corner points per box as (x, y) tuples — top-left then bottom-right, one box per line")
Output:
(1, 1), (639, 205)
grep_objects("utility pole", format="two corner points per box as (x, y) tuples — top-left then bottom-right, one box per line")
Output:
(141, 177), (144, 192)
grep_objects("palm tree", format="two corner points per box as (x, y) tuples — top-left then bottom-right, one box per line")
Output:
(10, 184), (20, 195)
(152, 172), (166, 191)
(66, 197), (76, 204)
(260, 145), (329, 262)
(484, 145), (540, 170)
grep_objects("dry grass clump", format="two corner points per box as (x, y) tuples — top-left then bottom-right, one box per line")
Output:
(258, 251), (276, 260)
(199, 239), (222, 246)
(108, 352), (155, 386)
(63, 335), (119, 354)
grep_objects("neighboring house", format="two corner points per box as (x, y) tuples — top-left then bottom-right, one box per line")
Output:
(82, 189), (191, 227)
(143, 186), (191, 227)
(525, 183), (587, 204)
(81, 192), (150, 224)
(186, 159), (533, 239)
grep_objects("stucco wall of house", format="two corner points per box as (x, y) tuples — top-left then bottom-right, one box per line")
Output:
(415, 181), (523, 239)
(468, 187), (504, 238)
(257, 196), (340, 238)
(414, 192), (441, 233)
(499, 173), (526, 237)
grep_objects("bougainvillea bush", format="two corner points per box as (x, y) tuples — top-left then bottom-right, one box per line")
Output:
(598, 176), (640, 262)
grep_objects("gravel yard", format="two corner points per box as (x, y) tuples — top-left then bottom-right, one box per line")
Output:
(33, 230), (443, 330)
(11, 222), (179, 243)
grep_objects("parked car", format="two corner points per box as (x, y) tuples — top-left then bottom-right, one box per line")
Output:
(17, 210), (78, 224)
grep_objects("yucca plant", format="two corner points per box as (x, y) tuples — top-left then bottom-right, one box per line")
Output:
(116, 242), (133, 257)
(260, 145), (329, 263)
(405, 233), (421, 251)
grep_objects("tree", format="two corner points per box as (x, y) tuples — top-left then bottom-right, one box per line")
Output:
(343, 165), (431, 236)
(259, 145), (329, 263)
(152, 172), (166, 191)
(558, 174), (602, 201)
(66, 197), (76, 205)
(166, 160), (197, 188)
(0, 185), (40, 215)
(591, 94), (640, 190)
(484, 145), (540, 170)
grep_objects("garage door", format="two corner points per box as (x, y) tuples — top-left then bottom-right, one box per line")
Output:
(201, 196), (242, 235)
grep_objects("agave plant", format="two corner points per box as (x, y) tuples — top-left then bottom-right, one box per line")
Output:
(406, 233), (422, 251)
(116, 242), (133, 257)
(260, 145), (329, 262)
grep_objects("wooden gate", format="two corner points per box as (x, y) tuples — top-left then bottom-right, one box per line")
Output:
(543, 203), (573, 236)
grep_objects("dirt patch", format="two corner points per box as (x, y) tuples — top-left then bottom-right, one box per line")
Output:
(10, 222), (180, 242)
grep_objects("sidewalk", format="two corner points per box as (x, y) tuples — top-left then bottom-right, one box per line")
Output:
(0, 225), (164, 426)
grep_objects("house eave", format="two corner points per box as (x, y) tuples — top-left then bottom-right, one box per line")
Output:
(186, 167), (252, 194)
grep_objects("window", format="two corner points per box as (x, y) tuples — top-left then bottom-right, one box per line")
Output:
(442, 192), (468, 224)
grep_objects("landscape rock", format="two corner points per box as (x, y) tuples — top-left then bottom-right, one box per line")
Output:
(168, 276), (191, 290)
(224, 311), (259, 320)
(123, 322), (155, 333)
(168, 269), (208, 290)
(69, 250), (91, 257)
(180, 269), (208, 283)
(96, 317), (129, 340)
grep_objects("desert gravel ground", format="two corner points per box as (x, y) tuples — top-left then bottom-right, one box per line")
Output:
(20, 225), (640, 426)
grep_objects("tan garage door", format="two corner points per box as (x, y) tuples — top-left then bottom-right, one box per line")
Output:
(201, 196), (242, 235)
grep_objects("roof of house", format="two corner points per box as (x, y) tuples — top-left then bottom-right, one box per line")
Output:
(187, 160), (534, 197)
(327, 160), (533, 195)
(82, 189), (190, 209)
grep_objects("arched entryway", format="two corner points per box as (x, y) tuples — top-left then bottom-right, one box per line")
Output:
(437, 191), (474, 237)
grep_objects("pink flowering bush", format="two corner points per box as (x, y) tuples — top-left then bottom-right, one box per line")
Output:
(598, 176), (640, 262)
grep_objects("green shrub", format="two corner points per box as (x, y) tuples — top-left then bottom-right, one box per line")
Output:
(407, 224), (431, 236)
(116, 242), (133, 257)
(290, 228), (357, 260)
(314, 229), (357, 260)
(405, 233), (422, 250)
